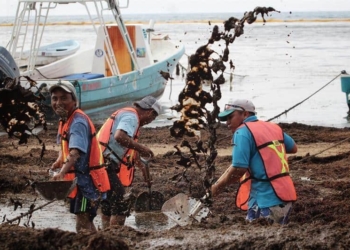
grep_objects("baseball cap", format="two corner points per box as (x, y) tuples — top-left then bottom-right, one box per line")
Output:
(218, 99), (256, 121)
(134, 96), (161, 115)
(49, 80), (78, 102)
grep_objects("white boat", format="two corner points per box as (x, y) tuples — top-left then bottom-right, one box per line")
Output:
(5, 0), (185, 120)
(17, 39), (80, 67)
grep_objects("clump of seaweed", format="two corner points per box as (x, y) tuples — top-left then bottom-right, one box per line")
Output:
(169, 7), (279, 199)
(0, 76), (48, 144)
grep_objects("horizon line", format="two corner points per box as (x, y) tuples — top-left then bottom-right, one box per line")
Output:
(1, 10), (350, 17)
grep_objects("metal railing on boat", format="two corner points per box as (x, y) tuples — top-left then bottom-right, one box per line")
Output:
(7, 0), (141, 78)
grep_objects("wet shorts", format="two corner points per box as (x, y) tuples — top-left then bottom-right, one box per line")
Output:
(246, 202), (293, 225)
(69, 189), (100, 222)
(101, 161), (127, 216)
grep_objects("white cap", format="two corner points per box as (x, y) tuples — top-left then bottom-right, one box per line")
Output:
(49, 80), (78, 103)
(134, 96), (161, 115)
(218, 99), (256, 121)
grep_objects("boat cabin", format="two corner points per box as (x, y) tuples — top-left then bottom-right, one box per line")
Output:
(7, 0), (155, 80)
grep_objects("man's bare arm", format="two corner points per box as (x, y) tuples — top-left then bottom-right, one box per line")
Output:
(114, 129), (154, 158)
(52, 148), (80, 180)
(51, 150), (63, 169)
(211, 166), (246, 197)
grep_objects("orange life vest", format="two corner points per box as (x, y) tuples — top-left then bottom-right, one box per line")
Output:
(59, 109), (110, 198)
(96, 107), (140, 187)
(235, 121), (297, 211)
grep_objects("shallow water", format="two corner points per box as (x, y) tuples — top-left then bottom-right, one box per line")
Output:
(0, 195), (176, 232)
(153, 22), (350, 128)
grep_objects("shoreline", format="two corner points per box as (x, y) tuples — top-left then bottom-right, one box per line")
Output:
(1, 19), (350, 26)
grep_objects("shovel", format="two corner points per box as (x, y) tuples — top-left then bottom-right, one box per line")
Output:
(134, 158), (164, 212)
(161, 193), (210, 227)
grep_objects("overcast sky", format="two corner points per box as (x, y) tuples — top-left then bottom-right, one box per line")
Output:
(1, 0), (350, 16)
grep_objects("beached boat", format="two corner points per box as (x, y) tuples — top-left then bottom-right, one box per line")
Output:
(17, 39), (80, 68)
(5, 0), (185, 120)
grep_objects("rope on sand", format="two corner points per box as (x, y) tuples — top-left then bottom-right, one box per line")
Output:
(291, 136), (350, 164)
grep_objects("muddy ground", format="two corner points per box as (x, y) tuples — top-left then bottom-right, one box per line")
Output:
(1, 122), (350, 249)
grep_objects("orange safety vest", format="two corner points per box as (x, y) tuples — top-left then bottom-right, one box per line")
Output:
(96, 107), (140, 187)
(59, 109), (110, 198)
(235, 121), (297, 211)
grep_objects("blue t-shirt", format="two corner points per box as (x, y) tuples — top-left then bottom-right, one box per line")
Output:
(232, 116), (296, 209)
(104, 110), (139, 163)
(57, 113), (100, 200)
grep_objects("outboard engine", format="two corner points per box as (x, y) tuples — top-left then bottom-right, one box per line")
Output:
(0, 46), (20, 85)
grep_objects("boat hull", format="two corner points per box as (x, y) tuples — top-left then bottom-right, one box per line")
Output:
(6, 0), (186, 123)
(17, 40), (80, 68)
(41, 45), (185, 122)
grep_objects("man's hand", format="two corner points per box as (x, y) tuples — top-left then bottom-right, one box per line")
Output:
(138, 145), (154, 159)
(51, 148), (80, 181)
(115, 130), (154, 159)
(52, 151), (63, 169)
(51, 160), (62, 169)
(52, 171), (64, 181)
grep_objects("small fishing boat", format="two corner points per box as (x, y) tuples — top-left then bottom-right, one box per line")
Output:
(5, 0), (185, 120)
(18, 40), (80, 67)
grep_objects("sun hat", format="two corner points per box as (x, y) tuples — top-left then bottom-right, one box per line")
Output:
(49, 80), (78, 102)
(218, 99), (256, 121)
(134, 96), (161, 115)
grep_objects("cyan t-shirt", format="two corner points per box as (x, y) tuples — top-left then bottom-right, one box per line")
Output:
(232, 115), (296, 209)
(57, 113), (100, 200)
(103, 110), (139, 164)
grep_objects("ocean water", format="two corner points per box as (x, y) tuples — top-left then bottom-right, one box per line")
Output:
(1, 12), (350, 128)
(1, 11), (350, 23)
